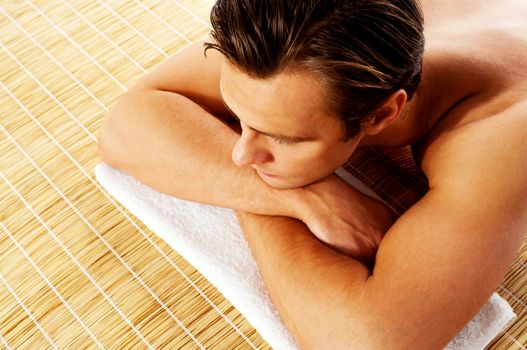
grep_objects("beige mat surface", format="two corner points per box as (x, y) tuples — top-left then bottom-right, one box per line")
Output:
(0, 1), (526, 349)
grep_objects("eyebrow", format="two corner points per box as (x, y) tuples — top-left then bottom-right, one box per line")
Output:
(218, 86), (316, 143)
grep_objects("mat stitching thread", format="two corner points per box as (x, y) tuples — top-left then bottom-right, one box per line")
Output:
(0, 269), (60, 350)
(169, 0), (212, 28)
(1, 3), (262, 346)
(0, 41), (100, 143)
(14, 3), (127, 90)
(60, 0), (148, 73)
(0, 7), (111, 111)
(0, 331), (13, 350)
(94, 0), (170, 56)
(129, 0), (192, 44)
(1, 126), (205, 349)
(0, 222), (106, 349)
(0, 80), (258, 349)
(0, 170), (158, 349)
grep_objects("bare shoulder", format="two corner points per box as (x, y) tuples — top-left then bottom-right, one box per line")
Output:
(421, 99), (527, 191)
(362, 100), (527, 348)
(131, 39), (229, 118)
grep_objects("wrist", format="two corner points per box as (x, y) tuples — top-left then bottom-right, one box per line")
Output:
(281, 184), (321, 223)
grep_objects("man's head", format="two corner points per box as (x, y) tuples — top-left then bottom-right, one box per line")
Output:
(206, 0), (425, 189)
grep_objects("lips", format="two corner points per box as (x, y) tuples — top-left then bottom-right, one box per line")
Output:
(255, 168), (278, 178)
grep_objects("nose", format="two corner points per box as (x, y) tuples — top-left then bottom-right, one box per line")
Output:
(231, 130), (271, 167)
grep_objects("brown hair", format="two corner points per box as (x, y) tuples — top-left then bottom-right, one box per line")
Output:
(205, 0), (425, 140)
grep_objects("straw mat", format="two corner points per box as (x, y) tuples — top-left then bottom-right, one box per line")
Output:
(0, 1), (526, 349)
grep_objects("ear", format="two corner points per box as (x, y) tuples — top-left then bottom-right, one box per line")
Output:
(362, 89), (407, 135)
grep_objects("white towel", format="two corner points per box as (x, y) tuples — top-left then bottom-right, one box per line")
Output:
(94, 163), (516, 350)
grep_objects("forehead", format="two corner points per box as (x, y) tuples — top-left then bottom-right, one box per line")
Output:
(219, 62), (328, 113)
(219, 61), (341, 136)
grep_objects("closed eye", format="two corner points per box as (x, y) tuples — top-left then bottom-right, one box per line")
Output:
(223, 102), (302, 146)
(270, 136), (296, 146)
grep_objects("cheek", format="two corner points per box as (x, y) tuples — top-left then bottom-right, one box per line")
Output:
(273, 144), (337, 175)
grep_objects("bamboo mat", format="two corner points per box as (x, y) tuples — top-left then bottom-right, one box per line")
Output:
(0, 1), (526, 349)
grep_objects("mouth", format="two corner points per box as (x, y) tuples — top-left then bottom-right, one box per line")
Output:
(255, 168), (278, 178)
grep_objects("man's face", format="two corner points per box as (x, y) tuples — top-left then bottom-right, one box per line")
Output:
(219, 62), (364, 189)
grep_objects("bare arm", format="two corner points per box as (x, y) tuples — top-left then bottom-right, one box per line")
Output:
(98, 87), (301, 216)
(98, 40), (393, 256)
(98, 42), (300, 217)
(235, 108), (527, 349)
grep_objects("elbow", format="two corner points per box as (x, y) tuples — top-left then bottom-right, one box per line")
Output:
(97, 116), (109, 162)
(97, 86), (162, 169)
(97, 110), (125, 169)
(289, 309), (385, 350)
(295, 327), (383, 350)
(290, 296), (398, 350)
(97, 87), (145, 168)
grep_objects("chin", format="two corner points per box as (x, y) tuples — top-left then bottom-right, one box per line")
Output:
(261, 178), (292, 189)
(260, 175), (312, 190)
(266, 182), (299, 190)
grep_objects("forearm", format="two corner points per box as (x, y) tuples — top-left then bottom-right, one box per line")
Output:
(235, 211), (375, 350)
(98, 88), (299, 217)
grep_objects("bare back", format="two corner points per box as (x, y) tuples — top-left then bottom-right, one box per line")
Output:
(411, 0), (527, 181)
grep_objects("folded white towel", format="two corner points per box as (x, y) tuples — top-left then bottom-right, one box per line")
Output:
(94, 163), (516, 350)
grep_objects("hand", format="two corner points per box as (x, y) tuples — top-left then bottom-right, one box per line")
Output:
(294, 173), (394, 266)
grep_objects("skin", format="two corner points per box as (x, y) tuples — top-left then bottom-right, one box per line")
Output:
(98, 0), (527, 348)
(219, 63), (407, 189)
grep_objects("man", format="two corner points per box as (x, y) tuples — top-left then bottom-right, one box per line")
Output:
(98, 0), (527, 348)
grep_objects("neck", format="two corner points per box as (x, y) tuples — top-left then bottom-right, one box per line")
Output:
(357, 50), (485, 149)
(357, 94), (421, 149)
